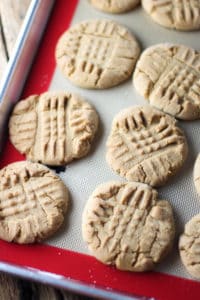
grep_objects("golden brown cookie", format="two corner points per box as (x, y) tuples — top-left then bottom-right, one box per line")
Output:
(89, 0), (140, 14)
(0, 161), (69, 244)
(133, 44), (200, 120)
(82, 181), (175, 271)
(193, 153), (200, 195)
(106, 106), (188, 187)
(55, 19), (140, 89)
(179, 214), (200, 278)
(9, 91), (98, 166)
(142, 0), (200, 31)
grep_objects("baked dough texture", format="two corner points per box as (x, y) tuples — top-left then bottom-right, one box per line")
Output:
(55, 19), (140, 89)
(134, 44), (200, 120)
(89, 0), (140, 13)
(194, 153), (200, 195)
(142, 0), (200, 31)
(106, 106), (188, 187)
(82, 181), (175, 271)
(179, 214), (200, 278)
(9, 91), (98, 166)
(0, 161), (69, 244)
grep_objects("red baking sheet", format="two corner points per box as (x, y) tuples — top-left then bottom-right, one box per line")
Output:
(0, 1), (200, 299)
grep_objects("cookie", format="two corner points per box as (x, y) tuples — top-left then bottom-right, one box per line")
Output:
(106, 106), (188, 187)
(89, 0), (140, 14)
(193, 154), (200, 195)
(133, 44), (200, 120)
(55, 19), (140, 89)
(9, 91), (98, 166)
(142, 0), (200, 31)
(82, 181), (175, 271)
(179, 214), (200, 278)
(0, 161), (69, 244)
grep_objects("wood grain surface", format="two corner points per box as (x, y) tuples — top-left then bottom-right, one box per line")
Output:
(0, 1), (94, 299)
(0, 0), (30, 81)
(0, 0), (30, 55)
(0, 24), (7, 80)
(0, 273), (93, 300)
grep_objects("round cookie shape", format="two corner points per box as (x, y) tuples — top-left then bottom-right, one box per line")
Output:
(55, 19), (140, 89)
(133, 44), (200, 120)
(106, 106), (188, 187)
(89, 0), (140, 14)
(193, 154), (200, 195)
(0, 161), (69, 244)
(82, 181), (175, 271)
(179, 214), (200, 278)
(142, 0), (200, 31)
(9, 91), (98, 166)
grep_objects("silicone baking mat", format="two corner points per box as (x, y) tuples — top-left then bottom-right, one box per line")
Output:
(0, 1), (200, 299)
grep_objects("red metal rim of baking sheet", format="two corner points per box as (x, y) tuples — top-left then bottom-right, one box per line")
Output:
(0, 1), (199, 299)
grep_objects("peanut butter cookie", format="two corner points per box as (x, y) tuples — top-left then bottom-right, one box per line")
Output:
(9, 91), (98, 166)
(106, 106), (188, 186)
(56, 19), (140, 89)
(0, 161), (69, 244)
(82, 181), (175, 271)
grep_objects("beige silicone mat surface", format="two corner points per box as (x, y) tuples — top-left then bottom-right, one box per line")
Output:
(46, 0), (200, 280)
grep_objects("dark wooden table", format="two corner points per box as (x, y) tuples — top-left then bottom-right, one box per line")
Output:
(0, 1), (94, 299)
(0, 273), (93, 300)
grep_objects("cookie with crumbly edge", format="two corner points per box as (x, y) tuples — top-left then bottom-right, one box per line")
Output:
(133, 43), (200, 120)
(194, 154), (200, 195)
(106, 105), (188, 187)
(89, 0), (140, 14)
(0, 161), (69, 244)
(142, 0), (200, 31)
(9, 91), (98, 166)
(179, 214), (200, 278)
(55, 19), (140, 89)
(82, 181), (175, 271)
